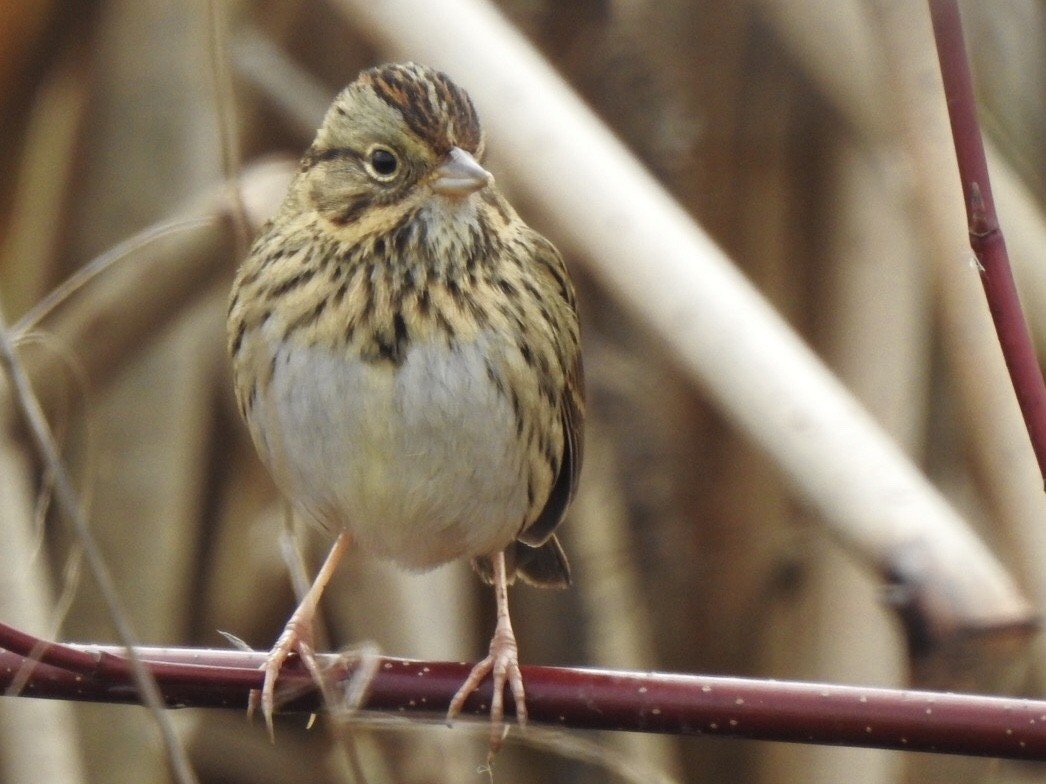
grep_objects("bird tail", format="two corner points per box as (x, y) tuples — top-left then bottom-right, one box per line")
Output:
(471, 535), (571, 589)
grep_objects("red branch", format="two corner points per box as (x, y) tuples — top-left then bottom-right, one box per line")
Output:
(2, 622), (1045, 760)
(928, 0), (1046, 484)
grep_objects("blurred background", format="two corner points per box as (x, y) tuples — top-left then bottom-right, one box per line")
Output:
(1, 0), (1046, 782)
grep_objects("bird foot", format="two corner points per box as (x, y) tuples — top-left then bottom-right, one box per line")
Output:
(249, 611), (318, 742)
(248, 533), (352, 740)
(447, 620), (527, 756)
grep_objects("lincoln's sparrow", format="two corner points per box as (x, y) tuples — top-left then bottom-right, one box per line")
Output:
(227, 62), (584, 750)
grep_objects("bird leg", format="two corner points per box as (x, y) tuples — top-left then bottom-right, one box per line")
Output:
(447, 550), (526, 755)
(252, 531), (352, 740)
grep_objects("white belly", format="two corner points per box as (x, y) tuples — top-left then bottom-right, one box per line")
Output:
(249, 335), (529, 570)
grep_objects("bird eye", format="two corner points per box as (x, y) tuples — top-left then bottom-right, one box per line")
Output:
(366, 146), (400, 180)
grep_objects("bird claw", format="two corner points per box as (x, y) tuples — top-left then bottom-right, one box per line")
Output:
(447, 622), (527, 756)
(251, 615), (316, 742)
(245, 533), (352, 740)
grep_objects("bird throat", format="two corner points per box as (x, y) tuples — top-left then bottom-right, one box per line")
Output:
(341, 194), (499, 365)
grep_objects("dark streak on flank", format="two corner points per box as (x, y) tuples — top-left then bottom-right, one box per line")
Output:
(332, 279), (349, 306)
(235, 269), (258, 289)
(493, 301), (515, 324)
(536, 426), (557, 469)
(484, 359), (506, 397)
(538, 374), (557, 404)
(240, 382), (257, 420)
(533, 239), (575, 307)
(269, 267), (318, 298)
(520, 278), (543, 307)
(258, 246), (286, 271)
(285, 296), (330, 337)
(509, 385), (524, 440)
(496, 277), (518, 298)
(535, 302), (555, 334)
(231, 319), (246, 356)
(435, 308), (456, 341)
(519, 341), (534, 367)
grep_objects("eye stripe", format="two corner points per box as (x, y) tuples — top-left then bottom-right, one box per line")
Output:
(300, 146), (361, 171)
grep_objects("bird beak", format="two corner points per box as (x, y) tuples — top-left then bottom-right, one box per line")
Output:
(432, 147), (493, 198)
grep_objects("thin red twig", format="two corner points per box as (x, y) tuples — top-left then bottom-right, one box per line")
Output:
(2, 622), (1045, 760)
(928, 0), (1046, 485)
